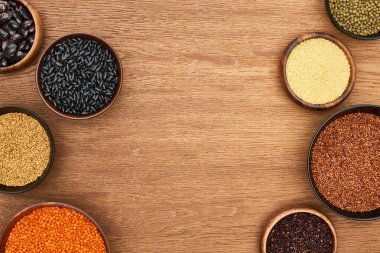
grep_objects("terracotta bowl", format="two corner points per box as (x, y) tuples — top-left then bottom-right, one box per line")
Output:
(36, 33), (123, 120)
(0, 202), (110, 252)
(282, 32), (356, 109)
(0, 106), (55, 194)
(325, 0), (380, 40)
(308, 104), (380, 220)
(0, 0), (43, 72)
(262, 207), (337, 253)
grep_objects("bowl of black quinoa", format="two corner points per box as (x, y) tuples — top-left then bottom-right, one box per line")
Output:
(36, 33), (122, 119)
(262, 208), (337, 253)
(0, 0), (43, 72)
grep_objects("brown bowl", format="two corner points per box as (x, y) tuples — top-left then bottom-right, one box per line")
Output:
(36, 33), (123, 120)
(282, 32), (356, 109)
(0, 202), (110, 252)
(262, 207), (337, 253)
(0, 0), (43, 73)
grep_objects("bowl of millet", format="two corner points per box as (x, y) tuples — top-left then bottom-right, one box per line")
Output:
(282, 32), (356, 109)
(0, 202), (110, 253)
(0, 106), (55, 194)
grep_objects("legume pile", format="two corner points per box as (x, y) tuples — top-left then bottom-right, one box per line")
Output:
(329, 0), (380, 37)
(40, 37), (119, 116)
(312, 112), (380, 212)
(286, 38), (350, 105)
(5, 206), (107, 253)
(0, 113), (50, 187)
(266, 212), (334, 253)
(0, 0), (35, 67)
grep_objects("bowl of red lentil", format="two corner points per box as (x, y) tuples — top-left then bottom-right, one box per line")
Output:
(308, 105), (380, 220)
(0, 202), (110, 253)
(0, 106), (55, 194)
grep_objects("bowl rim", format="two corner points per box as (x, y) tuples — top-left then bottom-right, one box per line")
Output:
(0, 106), (55, 194)
(307, 104), (380, 221)
(261, 207), (337, 253)
(325, 0), (380, 40)
(0, 202), (111, 252)
(35, 33), (123, 120)
(0, 0), (43, 72)
(282, 32), (356, 110)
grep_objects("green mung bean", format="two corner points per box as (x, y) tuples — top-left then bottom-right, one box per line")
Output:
(329, 0), (380, 36)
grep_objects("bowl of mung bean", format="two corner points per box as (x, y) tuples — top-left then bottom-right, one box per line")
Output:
(0, 106), (55, 194)
(0, 202), (110, 252)
(308, 105), (380, 220)
(326, 0), (380, 40)
(36, 33), (123, 120)
(282, 32), (356, 109)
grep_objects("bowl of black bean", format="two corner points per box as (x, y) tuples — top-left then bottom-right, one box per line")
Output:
(0, 0), (43, 72)
(36, 33), (122, 119)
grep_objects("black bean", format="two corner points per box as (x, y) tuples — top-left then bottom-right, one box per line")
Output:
(11, 9), (22, 24)
(9, 33), (22, 44)
(0, 28), (8, 40)
(0, 4), (5, 14)
(8, 20), (20, 30)
(19, 6), (30, 20)
(0, 12), (11, 24)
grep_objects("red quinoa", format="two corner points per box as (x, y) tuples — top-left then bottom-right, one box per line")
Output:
(311, 112), (380, 212)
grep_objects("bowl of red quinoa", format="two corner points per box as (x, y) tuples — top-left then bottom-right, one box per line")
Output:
(308, 105), (380, 220)
(0, 106), (55, 194)
(0, 202), (110, 253)
(262, 207), (337, 253)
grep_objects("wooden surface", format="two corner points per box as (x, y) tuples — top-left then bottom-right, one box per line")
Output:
(0, 0), (379, 252)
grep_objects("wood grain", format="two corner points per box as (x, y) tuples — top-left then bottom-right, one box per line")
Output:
(0, 0), (379, 252)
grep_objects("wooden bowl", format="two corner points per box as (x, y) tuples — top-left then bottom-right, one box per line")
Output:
(308, 104), (380, 220)
(36, 33), (123, 120)
(0, 106), (55, 194)
(0, 202), (110, 252)
(0, 0), (43, 73)
(262, 207), (337, 253)
(325, 0), (380, 40)
(282, 32), (356, 109)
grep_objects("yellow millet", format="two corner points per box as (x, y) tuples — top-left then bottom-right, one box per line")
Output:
(286, 38), (351, 105)
(0, 113), (51, 187)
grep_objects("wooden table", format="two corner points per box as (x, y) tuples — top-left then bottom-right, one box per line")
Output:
(0, 0), (379, 252)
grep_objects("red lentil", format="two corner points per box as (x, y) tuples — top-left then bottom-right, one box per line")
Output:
(5, 206), (107, 253)
(311, 112), (380, 212)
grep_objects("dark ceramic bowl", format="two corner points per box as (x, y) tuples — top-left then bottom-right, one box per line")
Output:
(36, 33), (123, 120)
(0, 202), (110, 252)
(308, 105), (380, 220)
(282, 32), (356, 109)
(325, 0), (380, 40)
(0, 106), (55, 194)
(0, 0), (43, 73)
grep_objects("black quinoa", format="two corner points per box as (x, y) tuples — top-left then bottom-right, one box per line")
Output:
(0, 0), (35, 67)
(40, 37), (118, 115)
(266, 212), (334, 253)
